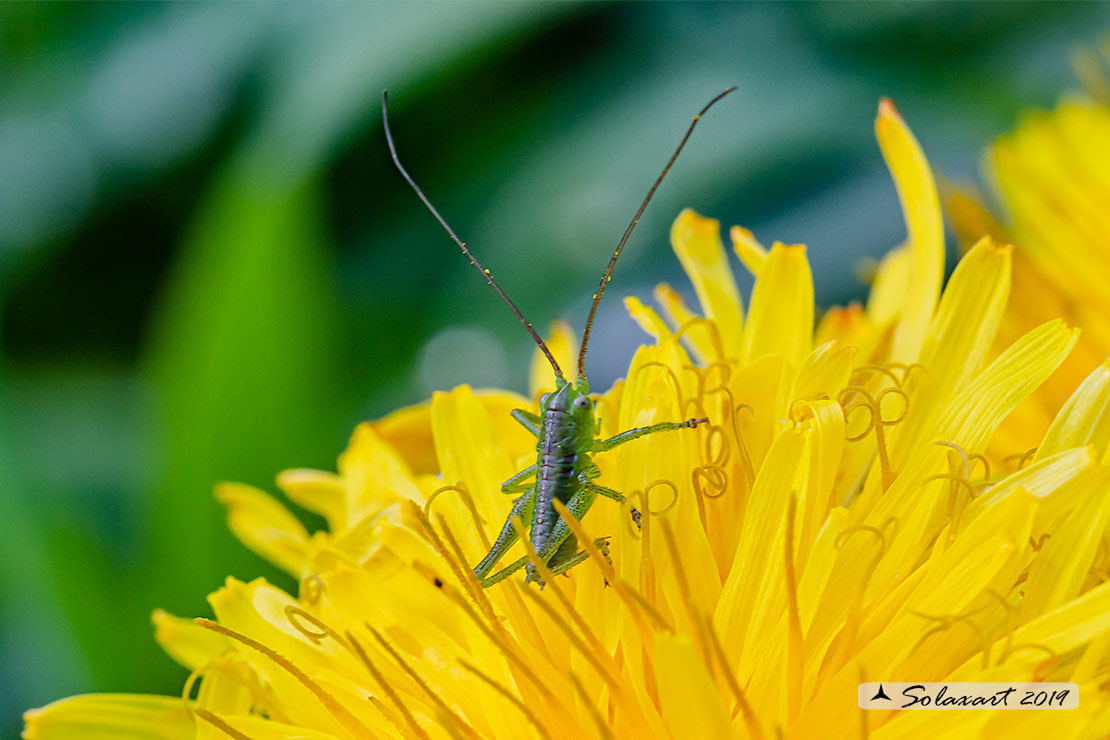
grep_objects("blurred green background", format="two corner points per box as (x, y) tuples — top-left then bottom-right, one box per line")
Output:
(2, 2), (1107, 736)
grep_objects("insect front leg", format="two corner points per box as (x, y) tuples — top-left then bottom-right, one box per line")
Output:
(501, 464), (536, 494)
(592, 417), (708, 452)
(511, 409), (542, 437)
(474, 487), (535, 581)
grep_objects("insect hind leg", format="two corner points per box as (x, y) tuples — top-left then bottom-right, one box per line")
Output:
(473, 489), (534, 580)
(526, 534), (613, 588)
(479, 554), (529, 587)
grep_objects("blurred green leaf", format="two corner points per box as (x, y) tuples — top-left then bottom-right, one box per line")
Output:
(0, 367), (91, 734)
(141, 169), (344, 626)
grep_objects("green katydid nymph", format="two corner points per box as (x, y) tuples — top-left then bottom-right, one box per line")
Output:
(382, 87), (735, 587)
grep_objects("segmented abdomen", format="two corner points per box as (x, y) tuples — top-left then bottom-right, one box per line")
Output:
(533, 409), (578, 554)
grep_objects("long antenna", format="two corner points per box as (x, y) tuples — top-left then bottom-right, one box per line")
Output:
(577, 86), (737, 384)
(382, 90), (565, 381)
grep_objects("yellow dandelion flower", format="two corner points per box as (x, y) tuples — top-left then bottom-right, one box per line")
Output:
(24, 101), (1110, 740)
(947, 51), (1110, 459)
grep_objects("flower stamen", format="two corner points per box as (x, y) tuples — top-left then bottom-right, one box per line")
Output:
(702, 613), (764, 740)
(364, 624), (481, 740)
(703, 424), (730, 467)
(553, 499), (673, 637)
(425, 483), (491, 550)
(923, 473), (979, 541)
(346, 630), (433, 740)
(635, 361), (685, 416)
(660, 519), (702, 655)
(1003, 447), (1039, 471)
(193, 707), (253, 740)
(674, 317), (727, 363)
(458, 658), (553, 740)
(194, 618), (376, 739)
(838, 384), (907, 491)
(691, 464), (728, 541)
(509, 515), (624, 693)
(284, 606), (338, 644)
(706, 382), (755, 487)
(570, 671), (617, 740)
(822, 523), (893, 680)
(430, 513), (576, 728)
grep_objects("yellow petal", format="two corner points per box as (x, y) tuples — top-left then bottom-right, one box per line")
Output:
(207, 578), (380, 737)
(670, 208), (744, 352)
(430, 386), (517, 558)
(276, 469), (346, 534)
(942, 180), (1011, 249)
(1037, 360), (1110, 463)
(624, 295), (673, 343)
(789, 341), (857, 406)
(953, 580), (1110, 679)
(475, 390), (546, 463)
(969, 445), (1097, 520)
(370, 391), (532, 477)
(338, 423), (425, 529)
(934, 319), (1079, 454)
(152, 608), (230, 671)
(730, 224), (767, 276)
(909, 488), (1035, 619)
(23, 694), (193, 740)
(615, 343), (720, 619)
(1021, 476), (1110, 621)
(814, 302), (871, 353)
(369, 400), (442, 477)
(215, 482), (310, 578)
(794, 400), (847, 571)
(195, 656), (255, 736)
(654, 634), (734, 740)
(715, 425), (806, 656)
(654, 282), (717, 364)
(893, 237), (1011, 463)
(877, 99), (944, 363)
(866, 244), (911, 327)
(741, 242), (814, 371)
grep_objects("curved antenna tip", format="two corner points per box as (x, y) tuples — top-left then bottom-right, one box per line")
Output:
(382, 89), (565, 380)
(576, 86), (737, 381)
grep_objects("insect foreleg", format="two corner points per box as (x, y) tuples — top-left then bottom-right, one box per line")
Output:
(474, 489), (535, 580)
(501, 464), (536, 494)
(593, 417), (708, 452)
(511, 409), (542, 437)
